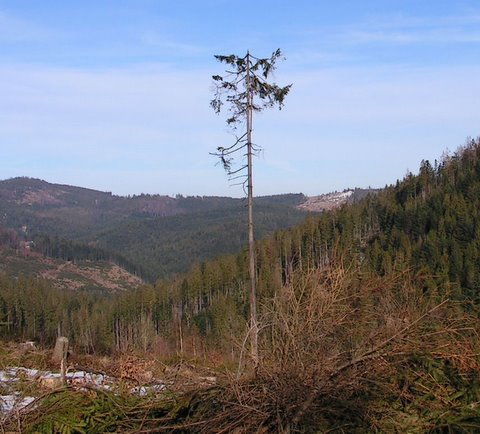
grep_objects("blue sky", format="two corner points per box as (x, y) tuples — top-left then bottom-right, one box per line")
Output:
(1, 0), (479, 197)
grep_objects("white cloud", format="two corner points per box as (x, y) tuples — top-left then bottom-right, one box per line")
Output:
(291, 10), (480, 50)
(139, 31), (208, 56)
(341, 11), (480, 46)
(346, 28), (480, 45)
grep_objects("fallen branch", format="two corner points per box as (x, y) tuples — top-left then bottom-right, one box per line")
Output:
(291, 298), (450, 425)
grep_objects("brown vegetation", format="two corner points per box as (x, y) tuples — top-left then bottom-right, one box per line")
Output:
(0, 248), (143, 292)
(179, 262), (480, 432)
(3, 261), (478, 433)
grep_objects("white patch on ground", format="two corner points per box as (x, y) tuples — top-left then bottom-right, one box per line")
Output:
(0, 366), (166, 415)
(0, 394), (35, 412)
(297, 189), (354, 212)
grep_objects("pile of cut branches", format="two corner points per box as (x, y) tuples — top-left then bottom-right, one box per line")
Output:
(189, 263), (480, 433)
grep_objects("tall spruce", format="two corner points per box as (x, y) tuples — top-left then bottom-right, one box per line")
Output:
(210, 49), (291, 365)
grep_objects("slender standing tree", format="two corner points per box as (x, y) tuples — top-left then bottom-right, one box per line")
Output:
(211, 49), (291, 366)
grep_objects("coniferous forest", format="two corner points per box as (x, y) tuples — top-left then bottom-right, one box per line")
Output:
(2, 139), (480, 431)
(2, 139), (480, 350)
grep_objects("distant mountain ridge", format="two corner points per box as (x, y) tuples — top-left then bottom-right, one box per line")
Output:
(0, 177), (306, 237)
(0, 177), (316, 281)
(0, 176), (370, 215)
(1, 177), (373, 282)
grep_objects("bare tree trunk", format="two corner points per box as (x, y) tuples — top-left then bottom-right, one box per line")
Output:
(246, 52), (259, 366)
(52, 336), (69, 385)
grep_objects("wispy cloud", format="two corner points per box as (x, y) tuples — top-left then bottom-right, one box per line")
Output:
(0, 63), (217, 161)
(1, 59), (479, 195)
(139, 31), (208, 56)
(291, 10), (480, 56)
(266, 65), (480, 125)
(341, 11), (480, 46)
(2, 2), (480, 197)
(347, 27), (480, 45)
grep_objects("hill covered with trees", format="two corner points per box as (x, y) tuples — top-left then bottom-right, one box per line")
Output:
(2, 138), (480, 353)
(2, 139), (480, 431)
(146, 138), (480, 353)
(0, 177), (309, 280)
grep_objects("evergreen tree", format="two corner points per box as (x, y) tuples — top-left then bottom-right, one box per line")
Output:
(210, 49), (291, 365)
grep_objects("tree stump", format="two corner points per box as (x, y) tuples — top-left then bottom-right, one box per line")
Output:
(52, 336), (69, 384)
(52, 336), (69, 363)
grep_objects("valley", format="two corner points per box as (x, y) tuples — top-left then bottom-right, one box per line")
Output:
(1, 178), (317, 281)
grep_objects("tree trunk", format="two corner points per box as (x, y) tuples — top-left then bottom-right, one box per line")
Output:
(246, 52), (259, 367)
(52, 336), (69, 385)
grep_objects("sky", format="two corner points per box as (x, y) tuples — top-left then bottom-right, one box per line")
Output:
(1, 0), (480, 197)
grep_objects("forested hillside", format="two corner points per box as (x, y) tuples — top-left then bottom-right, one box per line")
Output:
(94, 203), (308, 280)
(0, 178), (309, 279)
(2, 140), (480, 432)
(1, 138), (480, 353)
(148, 137), (480, 353)
(0, 177), (306, 240)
